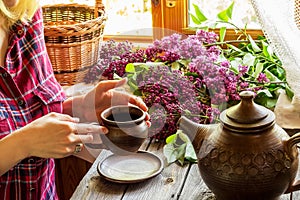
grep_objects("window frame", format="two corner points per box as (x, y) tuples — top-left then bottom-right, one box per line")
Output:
(151, 0), (263, 39)
(106, 0), (263, 42)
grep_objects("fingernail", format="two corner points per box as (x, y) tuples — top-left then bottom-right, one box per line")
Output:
(102, 128), (108, 134)
(73, 117), (80, 122)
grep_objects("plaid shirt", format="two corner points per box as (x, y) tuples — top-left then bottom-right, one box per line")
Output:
(0, 8), (66, 200)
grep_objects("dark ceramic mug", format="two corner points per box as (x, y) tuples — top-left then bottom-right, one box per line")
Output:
(86, 105), (148, 155)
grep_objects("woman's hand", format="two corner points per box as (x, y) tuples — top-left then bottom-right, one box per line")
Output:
(66, 78), (150, 125)
(0, 112), (107, 175)
(15, 112), (107, 159)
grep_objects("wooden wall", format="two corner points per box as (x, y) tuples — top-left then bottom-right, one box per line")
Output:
(55, 156), (92, 200)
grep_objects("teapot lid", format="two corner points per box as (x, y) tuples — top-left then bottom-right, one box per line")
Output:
(220, 91), (275, 132)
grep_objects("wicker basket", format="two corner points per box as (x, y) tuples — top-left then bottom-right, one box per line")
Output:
(42, 0), (107, 86)
(295, 0), (300, 29)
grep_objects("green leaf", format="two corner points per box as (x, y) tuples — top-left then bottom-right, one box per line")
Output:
(227, 44), (244, 53)
(163, 143), (178, 164)
(217, 10), (229, 22)
(267, 45), (274, 57)
(166, 133), (177, 144)
(262, 41), (271, 59)
(270, 67), (285, 80)
(127, 79), (139, 92)
(266, 98), (278, 108)
(255, 92), (278, 109)
(243, 53), (256, 67)
(217, 1), (234, 22)
(131, 73), (137, 82)
(133, 89), (142, 96)
(192, 4), (208, 23)
(257, 89), (273, 97)
(219, 27), (226, 42)
(285, 85), (294, 100)
(226, 1), (235, 19)
(185, 71), (200, 77)
(177, 146), (186, 165)
(230, 57), (243, 70)
(163, 131), (197, 165)
(190, 14), (201, 25)
(178, 59), (190, 67)
(185, 142), (197, 163)
(253, 62), (264, 78)
(264, 69), (280, 81)
(125, 63), (135, 73)
(171, 62), (180, 70)
(248, 35), (261, 52)
(183, 109), (192, 116)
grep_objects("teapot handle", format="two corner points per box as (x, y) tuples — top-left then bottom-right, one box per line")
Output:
(284, 132), (300, 193)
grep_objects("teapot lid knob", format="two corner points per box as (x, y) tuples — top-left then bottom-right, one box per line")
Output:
(220, 91), (275, 132)
(226, 91), (267, 123)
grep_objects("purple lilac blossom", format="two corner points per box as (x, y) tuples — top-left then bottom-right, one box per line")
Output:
(257, 72), (270, 83)
(83, 32), (255, 140)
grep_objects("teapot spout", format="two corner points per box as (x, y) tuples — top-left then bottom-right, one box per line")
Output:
(178, 116), (215, 152)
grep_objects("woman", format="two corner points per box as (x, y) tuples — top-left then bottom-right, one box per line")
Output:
(0, 0), (149, 199)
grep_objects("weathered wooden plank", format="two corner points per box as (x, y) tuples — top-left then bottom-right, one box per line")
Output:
(280, 194), (291, 200)
(285, 131), (300, 199)
(70, 138), (294, 200)
(181, 164), (292, 200)
(179, 164), (215, 200)
(55, 156), (92, 200)
(122, 140), (190, 200)
(70, 139), (152, 200)
(291, 187), (300, 199)
(70, 150), (126, 200)
(288, 150), (300, 200)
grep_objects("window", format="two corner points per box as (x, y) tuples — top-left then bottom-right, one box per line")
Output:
(40, 0), (262, 41)
(101, 0), (152, 36)
(184, 0), (263, 41)
(41, 0), (153, 37)
(188, 0), (261, 29)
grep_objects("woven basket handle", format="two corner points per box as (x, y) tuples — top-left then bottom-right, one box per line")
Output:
(94, 0), (102, 17)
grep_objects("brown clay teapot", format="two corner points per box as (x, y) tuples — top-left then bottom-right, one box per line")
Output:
(178, 91), (300, 200)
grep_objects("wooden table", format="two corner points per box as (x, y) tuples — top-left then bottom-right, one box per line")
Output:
(71, 139), (300, 200)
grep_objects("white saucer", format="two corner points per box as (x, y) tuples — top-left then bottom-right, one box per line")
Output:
(97, 151), (163, 183)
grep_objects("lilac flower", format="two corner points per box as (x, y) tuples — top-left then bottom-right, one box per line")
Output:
(238, 65), (248, 75)
(82, 31), (263, 140)
(84, 40), (134, 83)
(152, 33), (182, 53)
(193, 29), (219, 44)
(257, 73), (270, 83)
(220, 60), (230, 68)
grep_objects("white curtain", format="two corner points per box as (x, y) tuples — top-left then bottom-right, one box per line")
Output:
(251, 0), (300, 128)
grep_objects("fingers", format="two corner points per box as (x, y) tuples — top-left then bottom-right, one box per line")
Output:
(77, 135), (93, 143)
(74, 123), (108, 135)
(47, 112), (80, 123)
(97, 78), (127, 92)
(72, 123), (108, 144)
(129, 96), (148, 112)
(146, 120), (151, 127)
